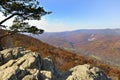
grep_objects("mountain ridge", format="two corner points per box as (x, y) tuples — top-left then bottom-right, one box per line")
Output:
(34, 29), (120, 68)
(0, 29), (120, 79)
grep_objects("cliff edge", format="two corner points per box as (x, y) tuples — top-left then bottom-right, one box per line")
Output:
(0, 47), (110, 80)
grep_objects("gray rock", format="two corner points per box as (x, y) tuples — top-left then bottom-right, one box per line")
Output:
(40, 70), (52, 80)
(0, 47), (26, 64)
(65, 64), (110, 80)
(41, 56), (55, 73)
(0, 66), (28, 80)
(0, 47), (111, 80)
(41, 56), (62, 79)
(0, 47), (41, 80)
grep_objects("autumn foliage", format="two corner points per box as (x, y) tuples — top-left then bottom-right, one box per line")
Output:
(0, 29), (120, 80)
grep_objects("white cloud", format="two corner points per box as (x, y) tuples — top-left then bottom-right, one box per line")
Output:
(28, 18), (75, 32)
(0, 13), (79, 32)
(0, 13), (14, 27)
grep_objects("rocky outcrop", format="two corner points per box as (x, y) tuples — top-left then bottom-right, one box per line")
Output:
(65, 64), (111, 80)
(0, 47), (110, 80)
(0, 47), (41, 80)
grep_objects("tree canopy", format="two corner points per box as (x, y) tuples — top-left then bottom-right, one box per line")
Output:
(0, 0), (51, 34)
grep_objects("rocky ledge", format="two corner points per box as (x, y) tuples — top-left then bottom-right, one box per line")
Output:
(0, 47), (110, 80)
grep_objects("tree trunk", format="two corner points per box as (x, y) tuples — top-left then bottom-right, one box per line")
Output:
(0, 14), (15, 25)
(0, 13), (22, 25)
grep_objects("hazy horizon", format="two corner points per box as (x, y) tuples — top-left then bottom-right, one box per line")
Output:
(0, 0), (120, 32)
(42, 28), (120, 33)
(38, 0), (120, 32)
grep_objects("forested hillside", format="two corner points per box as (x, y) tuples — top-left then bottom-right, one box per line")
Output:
(37, 29), (120, 67)
(0, 29), (120, 80)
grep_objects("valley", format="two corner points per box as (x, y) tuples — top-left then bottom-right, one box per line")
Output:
(1, 29), (120, 79)
(35, 29), (120, 67)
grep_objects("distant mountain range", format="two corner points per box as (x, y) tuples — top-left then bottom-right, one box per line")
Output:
(1, 29), (120, 79)
(33, 29), (120, 67)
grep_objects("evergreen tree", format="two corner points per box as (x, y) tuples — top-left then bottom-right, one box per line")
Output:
(0, 0), (51, 50)
(0, 0), (51, 34)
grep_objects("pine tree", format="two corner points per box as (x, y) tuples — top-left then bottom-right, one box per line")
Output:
(0, 0), (51, 34)
(0, 0), (51, 50)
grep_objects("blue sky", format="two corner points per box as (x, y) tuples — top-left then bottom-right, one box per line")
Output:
(36, 0), (120, 32)
(0, 0), (120, 32)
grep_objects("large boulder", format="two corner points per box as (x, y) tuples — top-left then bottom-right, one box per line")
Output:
(0, 47), (42, 80)
(0, 47), (60, 80)
(41, 56), (62, 80)
(65, 64), (110, 80)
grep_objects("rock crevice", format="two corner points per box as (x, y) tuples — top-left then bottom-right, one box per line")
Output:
(0, 47), (110, 80)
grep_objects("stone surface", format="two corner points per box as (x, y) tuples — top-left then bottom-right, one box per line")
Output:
(41, 56), (55, 73)
(0, 47), (41, 80)
(40, 70), (52, 80)
(65, 64), (110, 80)
(0, 47), (110, 80)
(41, 56), (61, 80)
